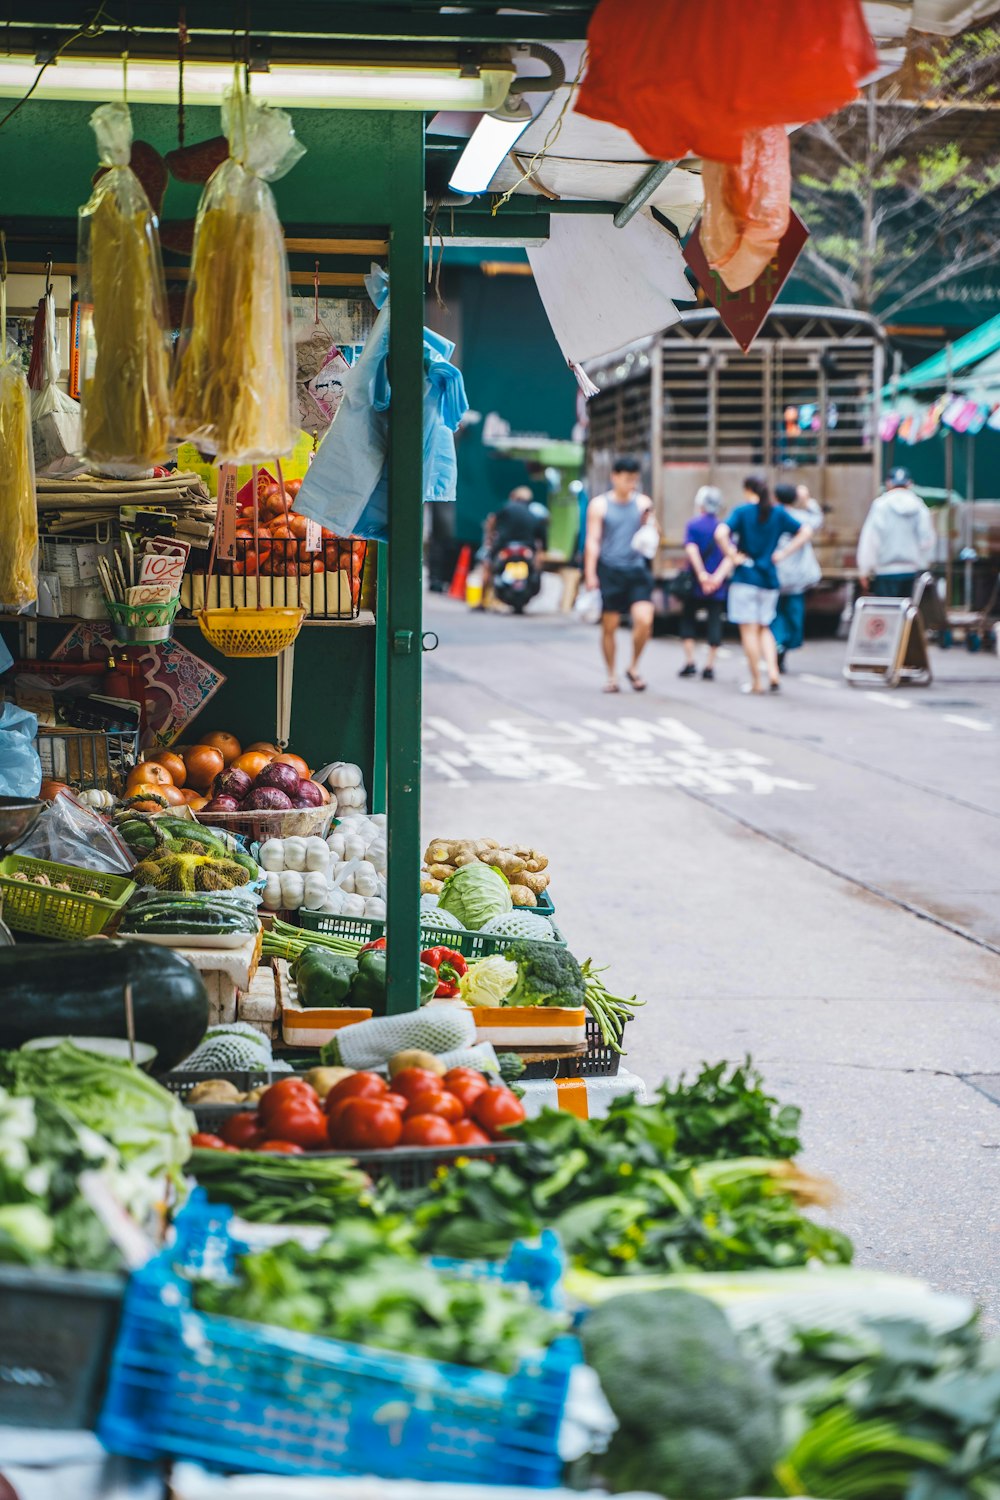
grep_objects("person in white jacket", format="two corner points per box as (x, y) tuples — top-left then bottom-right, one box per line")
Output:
(857, 469), (936, 598)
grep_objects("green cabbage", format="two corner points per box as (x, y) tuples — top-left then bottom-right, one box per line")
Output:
(459, 955), (518, 1006)
(438, 863), (512, 930)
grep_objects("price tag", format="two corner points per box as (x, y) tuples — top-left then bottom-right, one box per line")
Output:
(138, 550), (186, 591)
(217, 463), (238, 560)
(305, 518), (322, 553)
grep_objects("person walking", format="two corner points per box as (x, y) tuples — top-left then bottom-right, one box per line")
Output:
(857, 468), (936, 597)
(772, 482), (823, 672)
(584, 456), (658, 693)
(715, 475), (814, 695)
(678, 485), (730, 681)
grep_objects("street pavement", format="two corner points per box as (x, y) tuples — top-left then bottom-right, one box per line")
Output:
(420, 593), (1000, 1325)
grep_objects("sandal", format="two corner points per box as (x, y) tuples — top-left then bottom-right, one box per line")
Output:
(625, 669), (647, 692)
(603, 680), (620, 693)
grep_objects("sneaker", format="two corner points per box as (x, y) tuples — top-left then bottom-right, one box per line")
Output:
(678, 663), (697, 678)
(702, 667), (714, 681)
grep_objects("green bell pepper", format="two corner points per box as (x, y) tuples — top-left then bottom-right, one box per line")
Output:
(295, 950), (359, 1009)
(349, 949), (440, 1015)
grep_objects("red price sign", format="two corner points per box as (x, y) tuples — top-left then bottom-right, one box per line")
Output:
(138, 551), (186, 590)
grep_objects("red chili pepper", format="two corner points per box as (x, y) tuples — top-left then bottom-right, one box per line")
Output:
(420, 946), (469, 998)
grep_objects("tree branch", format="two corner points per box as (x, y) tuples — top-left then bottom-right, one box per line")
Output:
(879, 243), (1000, 321)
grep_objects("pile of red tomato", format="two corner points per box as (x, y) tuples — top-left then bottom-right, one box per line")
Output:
(191, 1067), (527, 1155)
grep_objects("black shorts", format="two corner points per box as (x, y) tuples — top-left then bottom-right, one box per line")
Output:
(680, 594), (725, 646)
(597, 562), (653, 616)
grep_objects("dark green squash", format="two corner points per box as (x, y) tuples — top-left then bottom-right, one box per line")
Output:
(0, 939), (209, 1069)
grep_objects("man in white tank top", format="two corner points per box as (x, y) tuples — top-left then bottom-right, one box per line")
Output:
(583, 456), (657, 693)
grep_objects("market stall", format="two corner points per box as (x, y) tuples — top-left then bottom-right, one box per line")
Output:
(2, 3), (1000, 1499)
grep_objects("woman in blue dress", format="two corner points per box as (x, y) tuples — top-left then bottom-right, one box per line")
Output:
(715, 475), (815, 694)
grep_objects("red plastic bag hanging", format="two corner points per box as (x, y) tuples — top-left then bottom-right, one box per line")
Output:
(702, 127), (791, 292)
(576, 0), (877, 164)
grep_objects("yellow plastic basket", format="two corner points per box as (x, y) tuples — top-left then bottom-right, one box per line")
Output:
(196, 607), (305, 659)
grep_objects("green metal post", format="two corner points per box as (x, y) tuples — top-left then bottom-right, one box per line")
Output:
(385, 114), (426, 1013)
(372, 546), (388, 814)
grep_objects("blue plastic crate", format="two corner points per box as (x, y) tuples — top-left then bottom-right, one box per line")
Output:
(99, 1206), (578, 1487)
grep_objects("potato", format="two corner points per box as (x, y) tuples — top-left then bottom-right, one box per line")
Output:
(187, 1079), (243, 1104)
(389, 1049), (445, 1078)
(303, 1066), (355, 1099)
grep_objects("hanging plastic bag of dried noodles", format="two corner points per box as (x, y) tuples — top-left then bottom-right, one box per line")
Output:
(171, 78), (305, 463)
(78, 102), (171, 475)
(0, 269), (38, 609)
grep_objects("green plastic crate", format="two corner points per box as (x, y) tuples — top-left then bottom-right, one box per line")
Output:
(297, 910), (564, 959)
(0, 855), (135, 939)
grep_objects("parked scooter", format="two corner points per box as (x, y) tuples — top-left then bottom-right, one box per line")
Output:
(491, 543), (541, 614)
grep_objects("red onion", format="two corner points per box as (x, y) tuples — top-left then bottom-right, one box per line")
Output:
(243, 786), (294, 811)
(293, 778), (325, 807)
(214, 767), (252, 802)
(254, 761), (302, 799)
(204, 795), (239, 812)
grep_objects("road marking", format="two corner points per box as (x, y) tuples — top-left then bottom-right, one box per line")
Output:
(801, 674), (839, 689)
(863, 692), (912, 710)
(944, 714), (992, 731)
(424, 714), (813, 794)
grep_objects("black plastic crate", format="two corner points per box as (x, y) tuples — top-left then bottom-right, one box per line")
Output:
(158, 1069), (282, 1101)
(189, 1138), (520, 1192)
(520, 1017), (626, 1080)
(0, 1264), (125, 1429)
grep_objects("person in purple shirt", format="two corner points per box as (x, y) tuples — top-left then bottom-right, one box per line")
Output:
(678, 486), (731, 681)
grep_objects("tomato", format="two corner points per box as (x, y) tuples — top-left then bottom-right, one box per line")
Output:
(264, 1100), (330, 1150)
(444, 1067), (489, 1094)
(324, 1071), (387, 1115)
(220, 1112), (265, 1149)
(331, 1098), (403, 1150)
(258, 1078), (317, 1123)
(471, 1087), (526, 1139)
(256, 1140), (304, 1153)
(191, 1132), (234, 1150)
(445, 1078), (489, 1114)
(391, 1068), (444, 1103)
(400, 1114), (457, 1147)
(452, 1121), (491, 1147)
(405, 1089), (464, 1124)
(383, 1092), (409, 1112)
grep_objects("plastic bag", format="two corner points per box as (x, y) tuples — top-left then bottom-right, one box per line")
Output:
(78, 102), (171, 476)
(0, 341), (38, 610)
(29, 290), (83, 477)
(576, 0), (877, 164)
(701, 126), (791, 292)
(17, 789), (134, 873)
(296, 267), (468, 543)
(171, 80), (305, 463)
(0, 702), (42, 797)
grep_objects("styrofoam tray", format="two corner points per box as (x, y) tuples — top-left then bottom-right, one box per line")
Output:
(128, 930), (253, 950)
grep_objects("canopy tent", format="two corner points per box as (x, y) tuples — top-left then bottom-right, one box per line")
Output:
(884, 313), (1000, 400)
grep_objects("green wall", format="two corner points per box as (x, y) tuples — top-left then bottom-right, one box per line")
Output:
(445, 265), (577, 544)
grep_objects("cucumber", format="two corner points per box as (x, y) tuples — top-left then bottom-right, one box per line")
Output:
(0, 939), (210, 1069)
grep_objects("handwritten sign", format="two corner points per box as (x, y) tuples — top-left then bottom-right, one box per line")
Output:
(217, 463), (239, 560)
(682, 210), (809, 353)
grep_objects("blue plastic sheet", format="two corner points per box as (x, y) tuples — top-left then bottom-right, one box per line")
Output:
(0, 700), (42, 798)
(296, 267), (468, 543)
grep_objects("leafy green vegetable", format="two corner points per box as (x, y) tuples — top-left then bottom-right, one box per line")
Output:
(458, 954), (518, 1006)
(504, 940), (586, 1008)
(655, 1059), (802, 1161)
(0, 1085), (124, 1271)
(2, 1042), (194, 1204)
(770, 1315), (1000, 1499)
(189, 1147), (373, 1224)
(408, 1090), (851, 1274)
(194, 1220), (567, 1374)
(582, 1288), (782, 1499)
(437, 863), (511, 930)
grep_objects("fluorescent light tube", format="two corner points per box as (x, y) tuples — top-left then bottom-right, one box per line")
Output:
(449, 99), (533, 193)
(0, 57), (513, 111)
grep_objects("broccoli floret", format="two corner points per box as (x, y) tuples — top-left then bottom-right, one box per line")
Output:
(582, 1289), (781, 1499)
(504, 941), (586, 1008)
